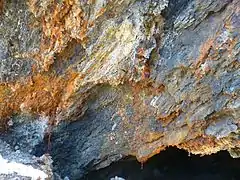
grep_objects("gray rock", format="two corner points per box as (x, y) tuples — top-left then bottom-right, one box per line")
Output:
(0, 0), (239, 179)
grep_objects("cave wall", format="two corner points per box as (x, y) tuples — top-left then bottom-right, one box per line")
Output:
(0, 0), (239, 179)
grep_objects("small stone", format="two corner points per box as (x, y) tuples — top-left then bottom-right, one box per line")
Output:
(7, 119), (14, 127)
(14, 146), (19, 150)
(111, 123), (117, 131)
(64, 176), (70, 180)
(110, 176), (125, 180)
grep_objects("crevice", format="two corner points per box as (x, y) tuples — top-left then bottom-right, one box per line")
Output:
(161, 0), (193, 31)
(192, 0), (233, 31)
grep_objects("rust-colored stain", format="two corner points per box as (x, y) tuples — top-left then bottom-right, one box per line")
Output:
(145, 132), (164, 143)
(0, 71), (79, 130)
(177, 135), (240, 156)
(137, 47), (145, 57)
(118, 81), (166, 158)
(130, 82), (155, 121)
(195, 38), (214, 68)
(177, 136), (218, 154)
(132, 81), (165, 96)
(95, 7), (106, 19)
(0, 0), (3, 15)
(141, 64), (151, 79)
(27, 0), (95, 71)
(137, 146), (166, 163)
(157, 109), (182, 127)
(194, 22), (239, 78)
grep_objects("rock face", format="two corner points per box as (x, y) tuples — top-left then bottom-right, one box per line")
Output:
(0, 0), (239, 179)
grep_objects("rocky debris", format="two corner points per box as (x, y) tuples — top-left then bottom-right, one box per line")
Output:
(0, 114), (53, 179)
(110, 176), (125, 180)
(0, 0), (239, 179)
(0, 139), (53, 180)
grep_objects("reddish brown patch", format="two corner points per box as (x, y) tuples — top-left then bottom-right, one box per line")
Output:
(0, 71), (80, 130)
(194, 38), (215, 79)
(131, 81), (165, 96)
(177, 136), (218, 153)
(27, 0), (93, 71)
(119, 82), (166, 155)
(137, 48), (145, 57)
(195, 39), (214, 67)
(157, 109), (182, 127)
(55, 39), (79, 61)
(0, 0), (3, 15)
(137, 146), (166, 163)
(141, 64), (150, 79)
(130, 83), (152, 122)
(95, 7), (106, 18)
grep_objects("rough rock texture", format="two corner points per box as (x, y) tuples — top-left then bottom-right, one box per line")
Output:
(0, 0), (239, 179)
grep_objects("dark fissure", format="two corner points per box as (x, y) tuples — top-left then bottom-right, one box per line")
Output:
(82, 148), (240, 180)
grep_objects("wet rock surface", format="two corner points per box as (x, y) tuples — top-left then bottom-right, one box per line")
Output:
(0, 0), (239, 179)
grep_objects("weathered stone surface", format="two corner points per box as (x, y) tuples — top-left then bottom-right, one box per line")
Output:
(0, 0), (239, 179)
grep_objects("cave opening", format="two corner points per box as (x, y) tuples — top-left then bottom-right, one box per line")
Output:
(82, 147), (240, 180)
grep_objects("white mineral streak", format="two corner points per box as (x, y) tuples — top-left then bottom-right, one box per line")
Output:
(0, 154), (48, 180)
(110, 176), (125, 180)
